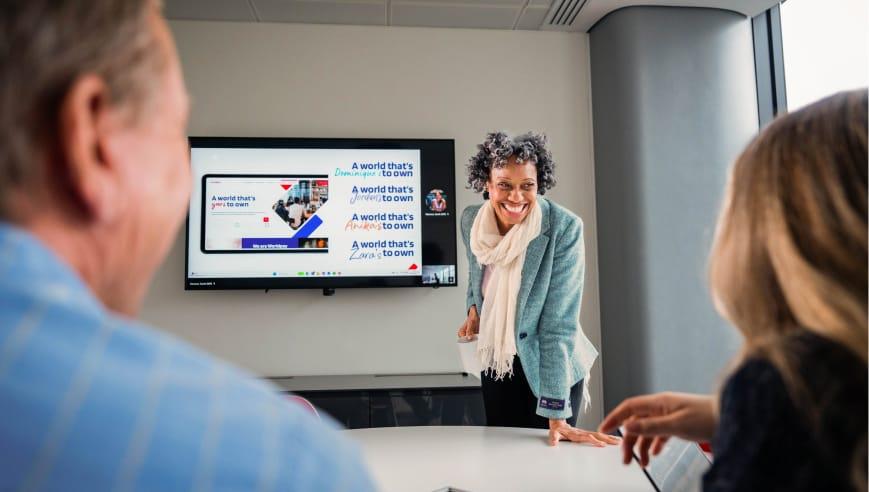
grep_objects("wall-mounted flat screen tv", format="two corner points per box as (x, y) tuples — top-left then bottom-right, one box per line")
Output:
(185, 137), (457, 291)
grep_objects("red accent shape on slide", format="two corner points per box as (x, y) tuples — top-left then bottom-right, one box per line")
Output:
(281, 184), (291, 190)
(409, 264), (419, 270)
(263, 217), (269, 222)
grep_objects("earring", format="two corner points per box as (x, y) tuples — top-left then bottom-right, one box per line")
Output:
(483, 191), (489, 200)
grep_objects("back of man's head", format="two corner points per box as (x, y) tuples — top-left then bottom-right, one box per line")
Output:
(0, 0), (192, 315)
(1, 1), (164, 214)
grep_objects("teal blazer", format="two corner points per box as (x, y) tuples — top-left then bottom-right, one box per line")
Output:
(461, 197), (599, 420)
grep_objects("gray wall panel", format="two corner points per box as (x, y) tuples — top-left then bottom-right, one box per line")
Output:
(590, 6), (758, 411)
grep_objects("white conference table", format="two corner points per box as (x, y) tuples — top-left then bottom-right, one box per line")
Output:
(346, 426), (654, 492)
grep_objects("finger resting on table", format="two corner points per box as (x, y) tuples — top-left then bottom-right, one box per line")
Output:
(577, 431), (607, 447)
(548, 428), (562, 447)
(597, 432), (621, 445)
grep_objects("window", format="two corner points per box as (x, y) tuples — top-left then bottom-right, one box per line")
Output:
(780, 0), (868, 110)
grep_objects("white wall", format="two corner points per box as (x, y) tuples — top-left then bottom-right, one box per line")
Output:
(143, 20), (603, 426)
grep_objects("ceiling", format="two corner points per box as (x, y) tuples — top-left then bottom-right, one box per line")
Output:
(164, 0), (782, 33)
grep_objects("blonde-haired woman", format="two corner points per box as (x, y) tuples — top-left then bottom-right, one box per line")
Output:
(599, 89), (868, 491)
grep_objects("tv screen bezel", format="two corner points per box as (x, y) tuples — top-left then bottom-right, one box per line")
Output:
(184, 136), (458, 291)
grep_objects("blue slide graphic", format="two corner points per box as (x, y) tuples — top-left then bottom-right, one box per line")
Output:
(292, 215), (323, 239)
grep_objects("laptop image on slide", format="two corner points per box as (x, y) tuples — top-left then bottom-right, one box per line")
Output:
(619, 430), (712, 492)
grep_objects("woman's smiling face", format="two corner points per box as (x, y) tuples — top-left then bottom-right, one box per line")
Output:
(486, 156), (538, 234)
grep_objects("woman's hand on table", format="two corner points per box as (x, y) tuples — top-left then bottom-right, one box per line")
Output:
(457, 305), (480, 340)
(548, 419), (621, 447)
(598, 392), (717, 467)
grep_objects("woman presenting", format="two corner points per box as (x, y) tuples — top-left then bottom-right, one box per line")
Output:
(458, 131), (618, 447)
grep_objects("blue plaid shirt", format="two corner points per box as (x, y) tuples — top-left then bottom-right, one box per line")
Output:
(0, 224), (375, 491)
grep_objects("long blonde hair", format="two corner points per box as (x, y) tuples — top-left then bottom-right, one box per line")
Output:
(710, 88), (867, 488)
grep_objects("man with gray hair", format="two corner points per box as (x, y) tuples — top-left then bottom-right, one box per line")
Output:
(0, 1), (374, 490)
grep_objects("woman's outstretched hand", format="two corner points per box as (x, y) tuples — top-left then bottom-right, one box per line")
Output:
(457, 305), (480, 340)
(598, 392), (718, 466)
(548, 419), (621, 447)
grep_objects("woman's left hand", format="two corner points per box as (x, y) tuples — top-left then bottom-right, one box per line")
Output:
(548, 419), (621, 447)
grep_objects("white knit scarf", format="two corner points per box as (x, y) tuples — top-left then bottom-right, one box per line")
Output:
(470, 199), (542, 380)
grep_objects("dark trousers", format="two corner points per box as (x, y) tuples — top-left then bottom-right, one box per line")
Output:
(481, 355), (583, 428)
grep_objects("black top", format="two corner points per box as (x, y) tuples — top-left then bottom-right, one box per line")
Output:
(703, 333), (867, 492)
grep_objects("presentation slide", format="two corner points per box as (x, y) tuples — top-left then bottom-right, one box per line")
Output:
(204, 175), (331, 251)
(188, 148), (422, 279)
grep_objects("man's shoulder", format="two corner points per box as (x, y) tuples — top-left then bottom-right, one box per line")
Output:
(106, 319), (375, 488)
(0, 287), (288, 421)
(0, 298), (373, 489)
(117, 317), (308, 421)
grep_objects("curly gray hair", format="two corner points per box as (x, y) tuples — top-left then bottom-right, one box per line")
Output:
(467, 131), (556, 196)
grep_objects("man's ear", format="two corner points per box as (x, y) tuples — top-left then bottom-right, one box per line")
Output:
(56, 75), (124, 225)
